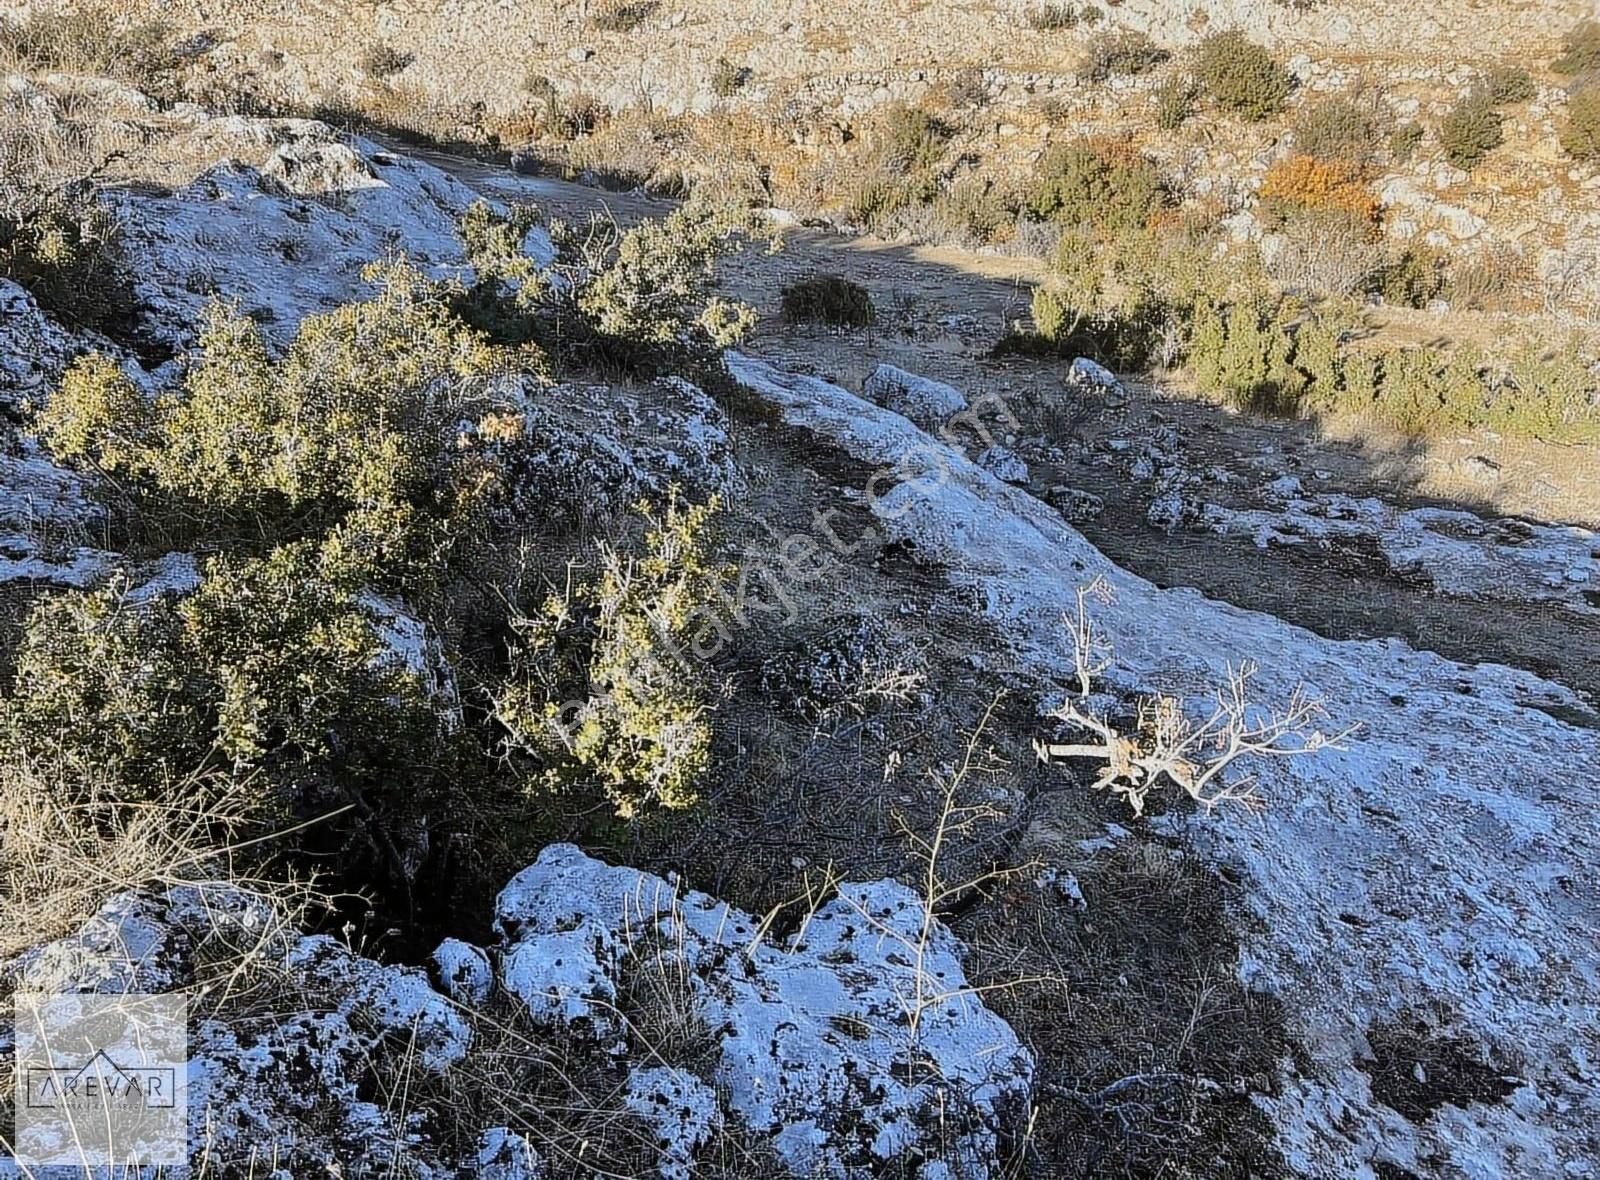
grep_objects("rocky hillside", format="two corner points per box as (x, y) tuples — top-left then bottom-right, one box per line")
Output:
(1, 23), (1598, 1180)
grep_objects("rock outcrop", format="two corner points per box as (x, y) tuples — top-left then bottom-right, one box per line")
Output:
(0, 848), (1034, 1179)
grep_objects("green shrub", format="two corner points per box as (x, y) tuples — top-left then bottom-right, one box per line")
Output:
(359, 41), (412, 79)
(878, 105), (952, 173)
(1553, 20), (1600, 76)
(3, 583), (206, 795)
(563, 201), (763, 362)
(1081, 31), (1169, 82)
(590, 1), (658, 33)
(1292, 92), (1387, 162)
(496, 492), (726, 817)
(1560, 85), (1600, 161)
(38, 260), (528, 581)
(711, 57), (750, 98)
(1193, 31), (1295, 121)
(1153, 74), (1201, 130)
(0, 188), (133, 331)
(1025, 3), (1102, 31)
(1389, 121), (1424, 162)
(1, 545), (452, 867)
(1379, 243), (1449, 308)
(1483, 66), (1536, 106)
(781, 274), (877, 327)
(1439, 90), (1504, 169)
(1028, 143), (1167, 233)
(1187, 293), (1302, 413)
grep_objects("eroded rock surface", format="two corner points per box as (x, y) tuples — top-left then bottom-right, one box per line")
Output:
(727, 350), (1600, 1178)
(1, 849), (1032, 1179)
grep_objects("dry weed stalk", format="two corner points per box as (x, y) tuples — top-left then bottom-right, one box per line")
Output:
(1035, 579), (1351, 816)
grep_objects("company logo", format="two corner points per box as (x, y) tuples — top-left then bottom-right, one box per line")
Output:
(11, 993), (188, 1167)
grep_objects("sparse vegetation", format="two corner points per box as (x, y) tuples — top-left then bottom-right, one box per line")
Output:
(1389, 120), (1425, 162)
(1028, 142), (1167, 233)
(359, 41), (413, 80)
(711, 57), (750, 98)
(781, 273), (877, 327)
(1439, 88), (1505, 169)
(590, 0), (659, 33)
(1292, 90), (1389, 163)
(1025, 2), (1102, 31)
(1483, 65), (1536, 106)
(1080, 31), (1170, 82)
(1560, 84), (1600, 161)
(1193, 31), (1295, 121)
(1552, 19), (1600, 76)
(495, 491), (726, 817)
(1153, 74), (1201, 130)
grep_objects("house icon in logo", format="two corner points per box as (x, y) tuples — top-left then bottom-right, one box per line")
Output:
(25, 1048), (178, 1110)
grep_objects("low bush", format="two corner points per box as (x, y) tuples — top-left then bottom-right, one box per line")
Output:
(38, 259), (529, 582)
(1025, 3), (1102, 31)
(1028, 142), (1167, 233)
(1292, 91), (1388, 163)
(1560, 85), (1600, 161)
(1265, 207), (1386, 298)
(1153, 74), (1201, 130)
(781, 274), (877, 327)
(944, 67), (992, 110)
(1258, 155), (1380, 224)
(1080, 31), (1169, 82)
(1553, 19), (1600, 76)
(1439, 90), (1504, 169)
(1389, 121), (1424, 162)
(495, 491), (727, 817)
(1482, 66), (1536, 106)
(711, 57), (750, 98)
(1193, 31), (1295, 121)
(359, 41), (412, 80)
(590, 1), (658, 33)
(1378, 243), (1449, 308)
(878, 105), (952, 174)
(0, 187), (133, 331)
(1, 545), (455, 881)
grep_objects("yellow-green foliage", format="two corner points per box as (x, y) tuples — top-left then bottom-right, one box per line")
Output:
(0, 189), (130, 329)
(3, 582), (206, 795)
(496, 492), (728, 818)
(1439, 91), (1504, 169)
(1153, 75), (1200, 130)
(1553, 20), (1600, 76)
(2, 545), (445, 828)
(1193, 31), (1294, 122)
(38, 260), (531, 580)
(35, 353), (154, 472)
(1560, 86), (1600, 162)
(546, 201), (763, 373)
(1028, 143), (1167, 233)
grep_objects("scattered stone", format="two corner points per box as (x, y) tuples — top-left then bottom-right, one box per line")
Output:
(1043, 485), (1104, 522)
(861, 362), (968, 428)
(977, 445), (1030, 484)
(493, 844), (1034, 1177)
(432, 937), (494, 1006)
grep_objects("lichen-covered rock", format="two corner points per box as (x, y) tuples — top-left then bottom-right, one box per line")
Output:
(1, 884), (475, 1178)
(625, 1067), (723, 1180)
(862, 363), (968, 428)
(508, 377), (740, 526)
(977, 445), (1029, 485)
(493, 843), (1034, 1178)
(431, 937), (495, 1006)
